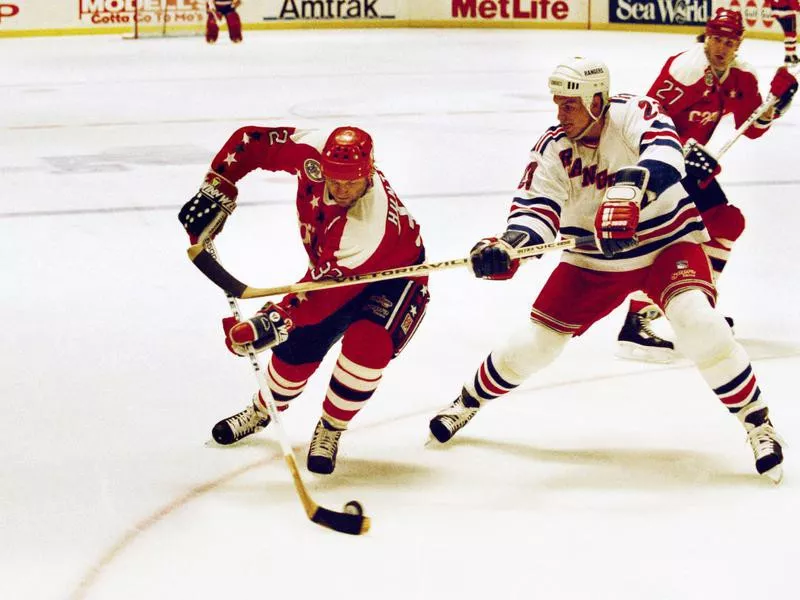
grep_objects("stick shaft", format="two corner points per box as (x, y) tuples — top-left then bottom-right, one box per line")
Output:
(188, 235), (594, 300)
(714, 64), (799, 160)
(204, 239), (370, 535)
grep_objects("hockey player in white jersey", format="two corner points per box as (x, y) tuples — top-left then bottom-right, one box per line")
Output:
(428, 58), (784, 482)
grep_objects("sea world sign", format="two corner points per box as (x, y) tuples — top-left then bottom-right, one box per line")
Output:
(609, 0), (712, 25)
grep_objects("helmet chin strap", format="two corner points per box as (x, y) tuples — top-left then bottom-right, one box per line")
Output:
(572, 101), (607, 141)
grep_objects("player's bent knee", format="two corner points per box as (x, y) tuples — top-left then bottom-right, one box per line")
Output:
(495, 320), (570, 380)
(665, 289), (734, 364)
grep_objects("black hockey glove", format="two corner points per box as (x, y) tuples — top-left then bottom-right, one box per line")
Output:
(179, 170), (238, 244)
(470, 230), (538, 280)
(683, 139), (720, 185)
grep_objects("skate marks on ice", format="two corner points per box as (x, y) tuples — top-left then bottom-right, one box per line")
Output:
(614, 327), (800, 365)
(430, 436), (767, 491)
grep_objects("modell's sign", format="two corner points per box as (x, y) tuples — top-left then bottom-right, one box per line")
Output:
(451, 0), (571, 20)
(0, 2), (20, 23)
(609, 0), (712, 25)
(79, 0), (199, 17)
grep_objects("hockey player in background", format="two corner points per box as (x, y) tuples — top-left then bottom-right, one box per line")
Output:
(769, 0), (799, 64)
(179, 126), (428, 474)
(615, 7), (797, 362)
(206, 0), (242, 44)
(428, 57), (785, 483)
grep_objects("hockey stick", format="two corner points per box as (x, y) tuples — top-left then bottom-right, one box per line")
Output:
(204, 238), (370, 535)
(713, 63), (800, 160)
(188, 235), (596, 299)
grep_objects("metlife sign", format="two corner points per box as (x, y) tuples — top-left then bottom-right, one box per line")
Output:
(609, 0), (712, 26)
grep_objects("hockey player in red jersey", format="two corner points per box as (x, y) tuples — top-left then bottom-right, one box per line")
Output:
(769, 0), (799, 64)
(206, 0), (242, 44)
(428, 57), (785, 483)
(615, 7), (798, 362)
(179, 126), (428, 474)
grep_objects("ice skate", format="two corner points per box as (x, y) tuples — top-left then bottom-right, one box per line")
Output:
(785, 54), (799, 65)
(745, 419), (785, 484)
(211, 394), (271, 445)
(307, 418), (343, 475)
(616, 307), (676, 363)
(428, 389), (481, 444)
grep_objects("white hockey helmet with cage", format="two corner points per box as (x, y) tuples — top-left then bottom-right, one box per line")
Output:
(548, 57), (610, 119)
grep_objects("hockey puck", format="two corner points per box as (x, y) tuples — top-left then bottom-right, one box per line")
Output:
(344, 500), (363, 516)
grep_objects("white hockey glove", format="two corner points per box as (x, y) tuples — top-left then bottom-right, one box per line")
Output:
(594, 166), (649, 258)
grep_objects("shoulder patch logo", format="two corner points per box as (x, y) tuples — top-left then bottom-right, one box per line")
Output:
(304, 158), (323, 182)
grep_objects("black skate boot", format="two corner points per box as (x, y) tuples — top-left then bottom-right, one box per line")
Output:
(212, 394), (271, 445)
(743, 409), (784, 484)
(428, 389), (481, 444)
(307, 418), (343, 475)
(785, 54), (799, 65)
(616, 307), (676, 363)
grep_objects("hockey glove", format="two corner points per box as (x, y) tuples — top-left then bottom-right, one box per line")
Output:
(469, 230), (534, 280)
(594, 166), (649, 258)
(770, 66), (798, 118)
(178, 170), (238, 244)
(223, 302), (294, 356)
(683, 139), (721, 187)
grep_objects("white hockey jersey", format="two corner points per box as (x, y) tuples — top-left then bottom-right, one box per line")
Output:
(509, 94), (709, 272)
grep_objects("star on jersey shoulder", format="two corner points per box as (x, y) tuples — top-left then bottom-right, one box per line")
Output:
(310, 195), (320, 209)
(223, 152), (237, 166)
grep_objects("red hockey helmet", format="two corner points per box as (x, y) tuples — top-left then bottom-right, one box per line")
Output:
(320, 127), (374, 180)
(705, 8), (744, 40)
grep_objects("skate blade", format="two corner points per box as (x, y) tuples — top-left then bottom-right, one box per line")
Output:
(762, 465), (783, 485)
(616, 341), (676, 364)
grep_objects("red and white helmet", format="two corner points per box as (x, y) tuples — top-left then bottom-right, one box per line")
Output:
(320, 126), (374, 180)
(705, 7), (744, 40)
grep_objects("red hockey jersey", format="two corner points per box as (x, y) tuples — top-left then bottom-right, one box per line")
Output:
(646, 44), (769, 145)
(208, 126), (425, 326)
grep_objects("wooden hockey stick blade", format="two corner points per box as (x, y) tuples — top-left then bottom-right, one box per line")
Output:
(311, 505), (371, 536)
(284, 454), (370, 535)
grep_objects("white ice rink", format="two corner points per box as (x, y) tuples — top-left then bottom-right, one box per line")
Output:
(2, 26), (799, 600)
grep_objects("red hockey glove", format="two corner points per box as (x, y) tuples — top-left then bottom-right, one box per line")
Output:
(770, 67), (798, 118)
(594, 166), (649, 258)
(222, 302), (294, 356)
(178, 170), (238, 244)
(469, 230), (535, 280)
(683, 138), (721, 187)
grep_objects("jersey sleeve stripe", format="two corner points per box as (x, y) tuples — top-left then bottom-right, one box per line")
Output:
(510, 195), (562, 215)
